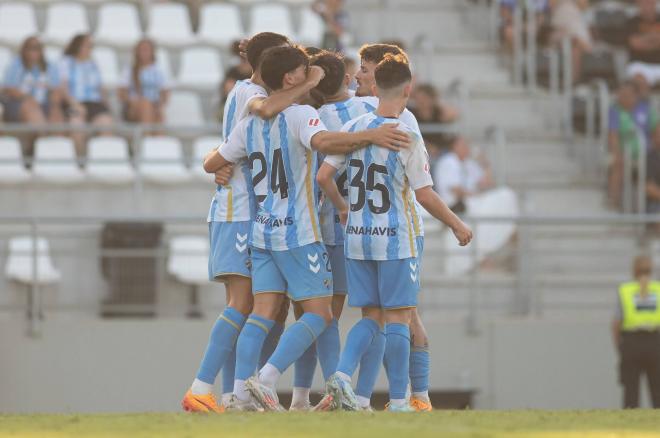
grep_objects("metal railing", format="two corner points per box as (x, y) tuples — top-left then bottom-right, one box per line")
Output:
(0, 212), (655, 337)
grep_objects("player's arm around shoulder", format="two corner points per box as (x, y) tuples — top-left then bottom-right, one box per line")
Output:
(311, 119), (413, 155)
(250, 66), (325, 119)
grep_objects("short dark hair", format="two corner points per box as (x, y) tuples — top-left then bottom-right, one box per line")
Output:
(374, 53), (412, 90)
(245, 32), (290, 70)
(305, 46), (323, 57)
(260, 46), (309, 91)
(311, 51), (346, 97)
(359, 43), (409, 64)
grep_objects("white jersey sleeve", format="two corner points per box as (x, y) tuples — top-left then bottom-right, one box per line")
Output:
(324, 153), (346, 171)
(218, 119), (248, 163)
(400, 133), (433, 190)
(288, 105), (328, 149)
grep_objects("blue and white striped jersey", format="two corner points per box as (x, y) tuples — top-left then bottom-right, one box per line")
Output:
(120, 63), (170, 102)
(356, 95), (426, 238)
(58, 56), (103, 102)
(207, 80), (267, 223)
(325, 112), (433, 261)
(3, 57), (59, 105)
(317, 97), (374, 246)
(220, 104), (328, 251)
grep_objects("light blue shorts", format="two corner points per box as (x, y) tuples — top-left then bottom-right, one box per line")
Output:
(326, 243), (347, 295)
(208, 221), (251, 282)
(346, 257), (420, 309)
(251, 242), (333, 302)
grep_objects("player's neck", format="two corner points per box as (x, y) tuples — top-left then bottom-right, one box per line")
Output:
(323, 89), (351, 104)
(376, 98), (406, 119)
(251, 72), (266, 89)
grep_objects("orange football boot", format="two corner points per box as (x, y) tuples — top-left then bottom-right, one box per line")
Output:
(410, 396), (433, 412)
(181, 389), (224, 413)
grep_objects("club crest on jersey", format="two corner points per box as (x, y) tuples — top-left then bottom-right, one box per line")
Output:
(235, 233), (248, 253)
(308, 118), (320, 127)
(409, 261), (418, 282)
(308, 252), (320, 273)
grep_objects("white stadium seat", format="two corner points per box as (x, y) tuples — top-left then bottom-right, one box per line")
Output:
(191, 136), (221, 182)
(0, 137), (30, 184)
(0, 47), (11, 80)
(95, 3), (142, 48)
(177, 47), (223, 90)
(298, 8), (325, 47)
(5, 236), (61, 285)
(92, 47), (120, 88)
(249, 4), (297, 40)
(139, 136), (192, 184)
(167, 235), (209, 286)
(43, 2), (90, 46)
(147, 3), (196, 47)
(0, 3), (38, 47)
(198, 3), (244, 48)
(165, 91), (205, 127)
(32, 136), (85, 184)
(86, 137), (135, 184)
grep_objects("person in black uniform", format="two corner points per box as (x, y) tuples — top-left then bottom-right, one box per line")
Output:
(612, 254), (660, 408)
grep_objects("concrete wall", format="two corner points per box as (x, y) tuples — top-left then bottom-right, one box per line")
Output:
(0, 310), (644, 413)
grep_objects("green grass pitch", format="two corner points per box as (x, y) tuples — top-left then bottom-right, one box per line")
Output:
(2, 411), (660, 438)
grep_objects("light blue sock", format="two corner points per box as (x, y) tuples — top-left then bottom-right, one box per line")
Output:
(410, 346), (430, 393)
(293, 342), (318, 388)
(336, 318), (379, 377)
(235, 314), (275, 380)
(384, 323), (410, 400)
(316, 318), (340, 380)
(355, 330), (386, 398)
(268, 313), (327, 373)
(196, 307), (246, 384)
(222, 345), (236, 394)
(259, 322), (284, 369)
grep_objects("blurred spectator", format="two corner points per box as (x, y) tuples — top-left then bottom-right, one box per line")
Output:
(119, 39), (170, 125)
(0, 36), (59, 156)
(645, 126), (660, 223)
(312, 0), (350, 51)
(58, 33), (113, 156)
(548, 0), (592, 83)
(434, 136), (494, 214)
(408, 83), (459, 153)
(499, 0), (550, 52)
(608, 80), (658, 208)
(227, 40), (253, 79)
(626, 0), (660, 86)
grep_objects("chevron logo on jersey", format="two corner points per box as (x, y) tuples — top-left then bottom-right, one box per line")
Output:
(235, 233), (248, 253)
(308, 118), (321, 127)
(308, 252), (320, 273)
(410, 261), (418, 282)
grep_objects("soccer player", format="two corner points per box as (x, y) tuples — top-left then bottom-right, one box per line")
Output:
(317, 53), (472, 412)
(289, 51), (378, 411)
(182, 32), (327, 413)
(203, 45), (412, 411)
(352, 43), (436, 412)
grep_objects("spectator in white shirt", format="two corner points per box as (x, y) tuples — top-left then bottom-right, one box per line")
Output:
(434, 136), (494, 213)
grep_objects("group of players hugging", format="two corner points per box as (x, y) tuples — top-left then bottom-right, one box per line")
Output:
(180, 31), (472, 414)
